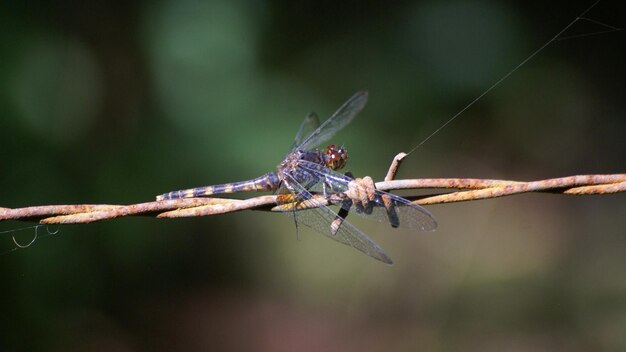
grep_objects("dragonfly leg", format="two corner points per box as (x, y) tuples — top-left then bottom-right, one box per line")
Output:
(330, 198), (352, 235)
(329, 171), (356, 235)
(292, 205), (300, 240)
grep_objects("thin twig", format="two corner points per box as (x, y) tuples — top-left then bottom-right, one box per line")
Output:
(1, 152), (623, 225)
(1, 173), (623, 225)
(377, 174), (626, 204)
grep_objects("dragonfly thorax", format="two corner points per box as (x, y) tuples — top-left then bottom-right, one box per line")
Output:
(323, 144), (348, 170)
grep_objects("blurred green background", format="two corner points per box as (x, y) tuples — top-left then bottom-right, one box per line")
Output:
(1, 0), (624, 351)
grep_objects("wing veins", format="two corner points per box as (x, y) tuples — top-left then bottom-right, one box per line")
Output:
(295, 91), (368, 151)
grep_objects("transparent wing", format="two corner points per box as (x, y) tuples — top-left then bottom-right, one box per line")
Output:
(297, 161), (437, 231)
(280, 172), (393, 264)
(296, 91), (368, 151)
(351, 190), (438, 231)
(291, 112), (320, 151)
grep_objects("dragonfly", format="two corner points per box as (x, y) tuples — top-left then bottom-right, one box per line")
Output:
(156, 91), (437, 263)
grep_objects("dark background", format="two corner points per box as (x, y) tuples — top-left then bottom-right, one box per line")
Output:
(0, 1), (624, 351)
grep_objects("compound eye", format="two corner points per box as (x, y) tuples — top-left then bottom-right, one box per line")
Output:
(325, 144), (348, 170)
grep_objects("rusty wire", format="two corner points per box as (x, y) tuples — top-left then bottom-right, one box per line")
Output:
(0, 153), (624, 225)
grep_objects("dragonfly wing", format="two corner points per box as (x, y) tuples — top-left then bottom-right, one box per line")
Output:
(297, 91), (368, 151)
(357, 190), (438, 231)
(297, 161), (437, 231)
(295, 160), (351, 193)
(291, 112), (320, 151)
(281, 172), (393, 264)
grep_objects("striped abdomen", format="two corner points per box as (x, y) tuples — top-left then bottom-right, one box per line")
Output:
(156, 172), (281, 201)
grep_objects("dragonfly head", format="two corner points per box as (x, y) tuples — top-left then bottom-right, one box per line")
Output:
(324, 144), (348, 170)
